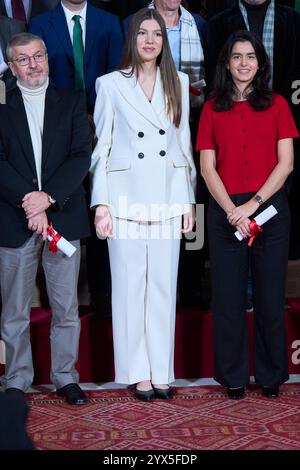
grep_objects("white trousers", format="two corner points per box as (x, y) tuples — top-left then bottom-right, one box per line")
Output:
(108, 216), (181, 385)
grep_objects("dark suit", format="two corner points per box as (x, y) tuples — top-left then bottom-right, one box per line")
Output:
(88, 0), (149, 19)
(0, 16), (26, 53)
(0, 87), (91, 247)
(29, 2), (124, 311)
(0, 86), (91, 390)
(29, 2), (124, 113)
(0, 16), (26, 313)
(0, 0), (59, 19)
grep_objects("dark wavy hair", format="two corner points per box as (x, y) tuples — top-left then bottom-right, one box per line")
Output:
(118, 8), (182, 127)
(211, 30), (273, 112)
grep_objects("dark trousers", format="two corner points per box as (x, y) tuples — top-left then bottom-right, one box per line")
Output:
(208, 189), (290, 388)
(86, 217), (111, 301)
(178, 108), (209, 303)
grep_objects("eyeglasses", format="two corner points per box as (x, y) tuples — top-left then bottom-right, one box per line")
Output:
(11, 52), (47, 67)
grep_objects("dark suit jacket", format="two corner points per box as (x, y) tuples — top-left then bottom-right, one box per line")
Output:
(0, 15), (26, 61)
(29, 2), (124, 112)
(0, 0), (59, 19)
(0, 392), (34, 450)
(0, 16), (26, 91)
(205, 4), (300, 130)
(88, 0), (148, 19)
(0, 86), (92, 248)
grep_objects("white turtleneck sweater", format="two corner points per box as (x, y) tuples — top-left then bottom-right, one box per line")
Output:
(17, 78), (49, 190)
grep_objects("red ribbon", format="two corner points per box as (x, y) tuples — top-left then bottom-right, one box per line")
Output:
(248, 220), (263, 247)
(189, 85), (201, 96)
(47, 224), (62, 253)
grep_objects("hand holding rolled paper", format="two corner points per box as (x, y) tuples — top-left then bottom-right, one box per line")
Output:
(47, 224), (77, 257)
(235, 205), (278, 246)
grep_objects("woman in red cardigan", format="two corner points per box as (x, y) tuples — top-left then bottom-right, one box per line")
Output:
(197, 30), (298, 399)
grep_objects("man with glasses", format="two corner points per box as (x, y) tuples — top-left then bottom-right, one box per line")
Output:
(0, 33), (92, 405)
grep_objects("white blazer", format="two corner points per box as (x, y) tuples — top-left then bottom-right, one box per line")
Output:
(90, 68), (196, 221)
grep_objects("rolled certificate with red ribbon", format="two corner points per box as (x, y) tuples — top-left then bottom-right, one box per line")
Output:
(234, 205), (278, 246)
(47, 224), (77, 257)
(189, 79), (206, 96)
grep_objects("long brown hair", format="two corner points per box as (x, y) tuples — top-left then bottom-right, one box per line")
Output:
(119, 8), (182, 127)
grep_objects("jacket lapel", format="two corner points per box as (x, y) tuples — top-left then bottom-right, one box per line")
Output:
(114, 68), (168, 129)
(150, 68), (170, 129)
(84, 3), (98, 69)
(49, 4), (74, 65)
(8, 88), (36, 176)
(42, 87), (62, 167)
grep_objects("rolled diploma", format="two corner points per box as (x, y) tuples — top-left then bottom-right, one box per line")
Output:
(191, 79), (206, 89)
(47, 229), (77, 257)
(235, 205), (278, 241)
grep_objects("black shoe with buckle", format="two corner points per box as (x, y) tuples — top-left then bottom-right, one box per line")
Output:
(152, 386), (173, 400)
(261, 386), (279, 398)
(56, 383), (88, 405)
(227, 387), (245, 399)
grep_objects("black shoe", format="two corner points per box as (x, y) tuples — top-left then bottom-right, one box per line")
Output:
(227, 387), (245, 399)
(56, 383), (88, 405)
(261, 386), (279, 398)
(5, 387), (25, 396)
(152, 386), (173, 400)
(134, 386), (155, 401)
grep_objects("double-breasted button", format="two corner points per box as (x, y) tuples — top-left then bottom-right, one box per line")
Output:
(138, 152), (144, 159)
(159, 150), (166, 156)
(159, 129), (165, 135)
(32, 177), (38, 184)
(138, 131), (144, 138)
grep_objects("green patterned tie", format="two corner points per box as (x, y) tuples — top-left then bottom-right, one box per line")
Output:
(296, 0), (300, 12)
(72, 15), (85, 91)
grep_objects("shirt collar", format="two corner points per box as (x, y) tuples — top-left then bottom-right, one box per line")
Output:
(61, 1), (87, 26)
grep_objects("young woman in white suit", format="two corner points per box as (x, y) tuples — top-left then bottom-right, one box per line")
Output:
(90, 8), (196, 400)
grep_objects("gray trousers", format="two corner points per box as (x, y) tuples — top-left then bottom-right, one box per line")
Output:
(0, 233), (81, 391)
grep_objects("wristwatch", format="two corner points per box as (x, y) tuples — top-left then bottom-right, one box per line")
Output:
(47, 193), (56, 205)
(253, 194), (264, 206)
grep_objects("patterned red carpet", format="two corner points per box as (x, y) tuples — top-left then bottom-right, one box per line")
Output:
(27, 383), (300, 450)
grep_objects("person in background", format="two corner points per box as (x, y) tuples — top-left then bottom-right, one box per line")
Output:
(197, 31), (298, 399)
(0, 15), (26, 87)
(88, 0), (148, 19)
(124, 0), (208, 309)
(0, 15), (27, 319)
(0, 0), (59, 23)
(29, 0), (124, 317)
(0, 33), (91, 405)
(90, 8), (196, 401)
